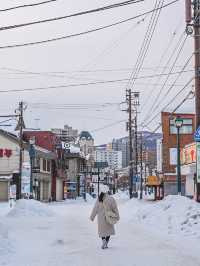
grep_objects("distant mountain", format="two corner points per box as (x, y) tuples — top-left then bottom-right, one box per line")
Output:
(141, 131), (162, 151)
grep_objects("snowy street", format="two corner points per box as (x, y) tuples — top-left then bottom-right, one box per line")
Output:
(1, 195), (200, 266)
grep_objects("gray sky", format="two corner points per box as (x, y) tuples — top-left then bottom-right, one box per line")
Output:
(0, 0), (194, 144)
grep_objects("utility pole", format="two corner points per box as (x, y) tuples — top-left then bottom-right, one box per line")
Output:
(185, 0), (200, 201)
(139, 132), (143, 199)
(123, 90), (140, 199)
(133, 92), (140, 197)
(125, 89), (134, 199)
(194, 0), (200, 202)
(134, 112), (138, 196)
(16, 101), (24, 200)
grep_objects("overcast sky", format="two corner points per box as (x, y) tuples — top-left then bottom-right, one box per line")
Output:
(0, 0), (194, 144)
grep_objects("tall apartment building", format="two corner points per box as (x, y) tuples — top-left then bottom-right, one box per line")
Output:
(51, 125), (78, 142)
(112, 137), (129, 168)
(95, 148), (122, 170)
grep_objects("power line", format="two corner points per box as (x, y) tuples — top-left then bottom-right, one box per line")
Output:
(0, 0), (144, 32)
(0, 65), (189, 75)
(141, 21), (185, 116)
(145, 34), (188, 117)
(0, 0), (57, 12)
(143, 90), (194, 139)
(143, 51), (193, 125)
(126, 0), (164, 90)
(91, 120), (126, 133)
(73, 15), (148, 74)
(0, 0), (179, 50)
(0, 70), (193, 94)
(144, 77), (194, 127)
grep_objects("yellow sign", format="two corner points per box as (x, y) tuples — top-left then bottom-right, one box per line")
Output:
(146, 176), (160, 186)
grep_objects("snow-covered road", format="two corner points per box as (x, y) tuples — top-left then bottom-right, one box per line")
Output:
(1, 197), (200, 266)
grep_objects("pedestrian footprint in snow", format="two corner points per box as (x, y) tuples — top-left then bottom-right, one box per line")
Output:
(90, 190), (120, 249)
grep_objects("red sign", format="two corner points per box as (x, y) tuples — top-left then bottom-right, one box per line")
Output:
(0, 148), (12, 158)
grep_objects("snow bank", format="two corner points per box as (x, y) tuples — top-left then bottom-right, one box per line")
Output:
(7, 199), (55, 218)
(114, 190), (129, 201)
(86, 193), (95, 203)
(130, 196), (200, 238)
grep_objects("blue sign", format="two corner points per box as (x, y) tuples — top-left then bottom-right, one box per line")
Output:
(194, 126), (200, 142)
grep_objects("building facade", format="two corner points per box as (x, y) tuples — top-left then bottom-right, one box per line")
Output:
(0, 130), (29, 201)
(95, 149), (122, 170)
(181, 142), (196, 198)
(112, 137), (129, 168)
(79, 131), (94, 157)
(51, 125), (78, 142)
(23, 131), (63, 201)
(161, 112), (195, 195)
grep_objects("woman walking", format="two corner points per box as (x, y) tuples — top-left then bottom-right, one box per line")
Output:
(90, 191), (120, 249)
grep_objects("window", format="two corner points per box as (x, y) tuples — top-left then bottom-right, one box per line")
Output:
(43, 159), (46, 171)
(47, 160), (51, 172)
(42, 159), (51, 173)
(170, 118), (193, 134)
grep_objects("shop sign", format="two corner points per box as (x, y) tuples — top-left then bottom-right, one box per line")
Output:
(181, 143), (196, 165)
(196, 143), (200, 183)
(0, 148), (12, 158)
(146, 176), (160, 186)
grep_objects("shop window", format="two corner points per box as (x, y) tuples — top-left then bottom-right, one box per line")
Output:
(169, 118), (193, 134)
(43, 159), (47, 171)
(47, 160), (51, 172)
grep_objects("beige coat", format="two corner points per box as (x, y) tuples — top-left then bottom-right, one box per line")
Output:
(90, 194), (120, 238)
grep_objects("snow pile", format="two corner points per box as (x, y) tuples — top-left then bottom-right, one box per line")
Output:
(114, 190), (129, 201)
(133, 196), (200, 238)
(86, 193), (95, 203)
(7, 199), (55, 218)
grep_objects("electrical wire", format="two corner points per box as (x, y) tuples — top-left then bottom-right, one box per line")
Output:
(143, 51), (192, 125)
(144, 76), (194, 127)
(0, 65), (188, 75)
(126, 0), (162, 90)
(142, 21), (185, 116)
(0, 0), (179, 49)
(142, 10), (200, 125)
(143, 90), (194, 139)
(144, 34), (188, 120)
(0, 0), (144, 32)
(91, 119), (126, 133)
(0, 70), (193, 94)
(0, 0), (57, 12)
(0, 118), (13, 124)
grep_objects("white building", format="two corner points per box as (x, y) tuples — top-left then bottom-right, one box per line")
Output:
(0, 130), (55, 202)
(0, 130), (30, 201)
(95, 149), (122, 170)
(51, 125), (78, 142)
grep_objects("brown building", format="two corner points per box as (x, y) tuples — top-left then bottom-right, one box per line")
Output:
(161, 112), (195, 195)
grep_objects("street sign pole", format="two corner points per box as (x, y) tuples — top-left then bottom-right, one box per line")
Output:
(194, 126), (200, 200)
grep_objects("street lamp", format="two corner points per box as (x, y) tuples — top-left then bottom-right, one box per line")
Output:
(174, 117), (183, 195)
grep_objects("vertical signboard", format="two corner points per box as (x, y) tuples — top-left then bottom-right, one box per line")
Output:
(196, 143), (200, 183)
